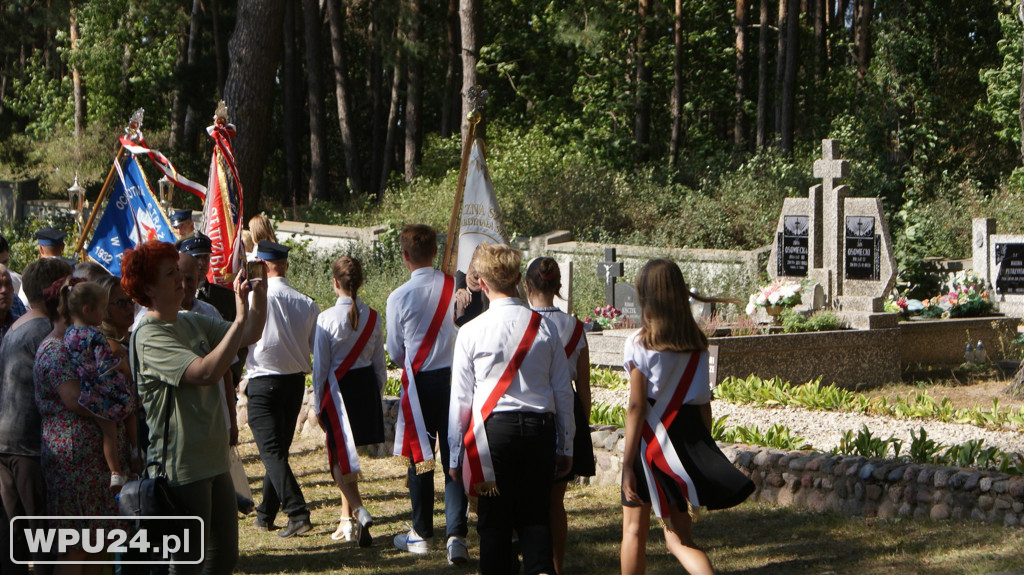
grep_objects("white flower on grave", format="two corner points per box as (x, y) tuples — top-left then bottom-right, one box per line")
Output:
(777, 283), (799, 301)
(767, 291), (782, 305)
(745, 295), (757, 316)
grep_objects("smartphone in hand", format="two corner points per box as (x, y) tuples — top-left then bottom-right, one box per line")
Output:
(246, 260), (266, 284)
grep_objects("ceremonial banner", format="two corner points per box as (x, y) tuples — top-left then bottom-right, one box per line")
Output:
(87, 155), (177, 276)
(455, 140), (507, 275)
(201, 119), (244, 286)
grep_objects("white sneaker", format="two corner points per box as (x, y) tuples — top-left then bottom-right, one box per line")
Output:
(446, 536), (469, 566)
(394, 527), (430, 554)
(331, 517), (353, 542)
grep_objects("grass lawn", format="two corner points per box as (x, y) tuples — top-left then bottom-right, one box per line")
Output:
(235, 431), (1024, 575)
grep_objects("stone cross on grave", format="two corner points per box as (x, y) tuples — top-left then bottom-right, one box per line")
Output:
(596, 248), (624, 307)
(811, 139), (850, 299)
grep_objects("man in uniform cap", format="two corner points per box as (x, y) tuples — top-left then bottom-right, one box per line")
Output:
(246, 240), (319, 537)
(176, 233), (235, 321)
(170, 209), (195, 240)
(34, 228), (66, 259)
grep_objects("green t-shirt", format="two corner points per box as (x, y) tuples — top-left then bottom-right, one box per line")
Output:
(132, 312), (232, 486)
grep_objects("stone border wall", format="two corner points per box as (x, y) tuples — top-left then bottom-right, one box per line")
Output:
(254, 389), (1024, 527)
(590, 425), (1024, 527)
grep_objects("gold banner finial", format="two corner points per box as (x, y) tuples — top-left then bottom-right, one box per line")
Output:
(125, 108), (145, 140)
(214, 100), (229, 125)
(466, 85), (489, 126)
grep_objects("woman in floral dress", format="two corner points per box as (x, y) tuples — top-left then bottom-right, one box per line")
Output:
(34, 277), (126, 570)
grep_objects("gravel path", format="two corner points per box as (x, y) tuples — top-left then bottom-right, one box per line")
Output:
(591, 387), (1024, 457)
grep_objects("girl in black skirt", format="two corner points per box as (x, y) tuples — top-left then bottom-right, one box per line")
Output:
(524, 257), (594, 574)
(620, 259), (754, 575)
(312, 256), (387, 547)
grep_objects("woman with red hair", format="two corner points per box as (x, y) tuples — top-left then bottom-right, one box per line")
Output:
(122, 240), (267, 573)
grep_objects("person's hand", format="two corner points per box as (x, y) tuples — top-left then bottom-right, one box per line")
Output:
(454, 288), (471, 317)
(554, 455), (572, 479)
(232, 271), (251, 323)
(621, 464), (641, 505)
(449, 465), (462, 483)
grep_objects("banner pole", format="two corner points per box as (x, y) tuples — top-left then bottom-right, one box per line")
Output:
(73, 145), (125, 260)
(442, 117), (480, 276)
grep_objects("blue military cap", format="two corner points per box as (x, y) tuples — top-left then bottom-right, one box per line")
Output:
(176, 233), (212, 257)
(35, 227), (66, 246)
(255, 240), (290, 261)
(169, 209), (193, 226)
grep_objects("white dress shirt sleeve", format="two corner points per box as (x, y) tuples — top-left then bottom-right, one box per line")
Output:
(448, 330), (475, 469)
(311, 319), (331, 415)
(547, 330), (576, 457)
(385, 291), (406, 367)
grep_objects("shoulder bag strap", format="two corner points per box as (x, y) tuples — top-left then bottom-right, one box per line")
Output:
(130, 327), (174, 476)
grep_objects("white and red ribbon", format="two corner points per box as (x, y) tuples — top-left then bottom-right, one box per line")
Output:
(318, 308), (378, 481)
(202, 122), (245, 285)
(462, 308), (542, 497)
(639, 351), (706, 521)
(393, 273), (455, 473)
(119, 134), (207, 200)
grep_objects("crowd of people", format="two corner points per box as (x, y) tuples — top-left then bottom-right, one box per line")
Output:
(0, 218), (753, 575)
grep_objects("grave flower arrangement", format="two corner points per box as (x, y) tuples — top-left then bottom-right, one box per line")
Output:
(586, 305), (622, 330)
(920, 270), (993, 319)
(745, 279), (804, 315)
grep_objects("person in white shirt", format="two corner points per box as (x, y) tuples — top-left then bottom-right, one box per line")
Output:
(312, 256), (386, 547)
(179, 253), (221, 319)
(449, 243), (575, 575)
(386, 224), (469, 564)
(620, 259), (753, 575)
(244, 240), (320, 538)
(525, 256), (594, 574)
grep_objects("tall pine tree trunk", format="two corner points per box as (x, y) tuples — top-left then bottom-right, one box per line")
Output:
(211, 0), (226, 95)
(328, 0), (364, 193)
(634, 0), (653, 157)
(1018, 1), (1024, 164)
(734, 0), (749, 149)
(70, 4), (85, 142)
(459, 0), (481, 142)
(756, 0), (770, 148)
(855, 0), (872, 77)
(670, 0), (683, 163)
(181, 0), (204, 150)
(774, 0), (787, 138)
(441, 0), (460, 138)
(813, 0), (826, 82)
(369, 2), (384, 196)
(780, 0), (798, 153)
(404, 0), (423, 182)
(282, 0), (303, 210)
(380, 63), (402, 201)
(304, 0), (329, 204)
(222, 0), (286, 221)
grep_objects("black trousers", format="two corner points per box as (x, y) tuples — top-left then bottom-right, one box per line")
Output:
(477, 412), (556, 575)
(245, 374), (309, 523)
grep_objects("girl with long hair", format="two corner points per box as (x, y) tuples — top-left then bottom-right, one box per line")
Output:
(620, 259), (753, 575)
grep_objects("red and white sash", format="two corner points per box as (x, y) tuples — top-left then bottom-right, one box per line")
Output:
(563, 318), (584, 359)
(393, 273), (455, 473)
(462, 308), (542, 498)
(639, 350), (707, 521)
(318, 308), (378, 482)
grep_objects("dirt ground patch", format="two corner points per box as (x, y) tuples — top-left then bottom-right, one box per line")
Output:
(861, 365), (1024, 412)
